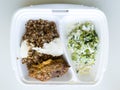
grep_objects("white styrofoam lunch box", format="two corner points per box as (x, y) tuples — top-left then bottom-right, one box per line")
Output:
(10, 4), (109, 85)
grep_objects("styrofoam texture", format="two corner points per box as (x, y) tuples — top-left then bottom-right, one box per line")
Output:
(10, 4), (109, 85)
(60, 9), (109, 84)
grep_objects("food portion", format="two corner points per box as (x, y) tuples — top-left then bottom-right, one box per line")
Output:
(67, 22), (99, 74)
(22, 19), (59, 47)
(29, 59), (69, 81)
(20, 19), (69, 81)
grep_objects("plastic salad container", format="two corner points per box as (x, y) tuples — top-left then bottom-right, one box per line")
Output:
(10, 4), (109, 85)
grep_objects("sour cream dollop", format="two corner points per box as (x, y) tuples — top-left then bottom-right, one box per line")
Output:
(20, 38), (63, 58)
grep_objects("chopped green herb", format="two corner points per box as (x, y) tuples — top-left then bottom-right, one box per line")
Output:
(67, 22), (99, 74)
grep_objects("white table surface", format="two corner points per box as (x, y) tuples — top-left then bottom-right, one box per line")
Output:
(0, 0), (120, 90)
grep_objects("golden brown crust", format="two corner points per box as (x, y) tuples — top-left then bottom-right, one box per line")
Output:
(29, 59), (69, 81)
(21, 19), (70, 81)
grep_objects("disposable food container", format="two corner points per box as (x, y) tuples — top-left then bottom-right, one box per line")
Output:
(10, 4), (109, 85)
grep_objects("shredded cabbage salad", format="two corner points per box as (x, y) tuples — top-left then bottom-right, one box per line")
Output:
(67, 22), (99, 74)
